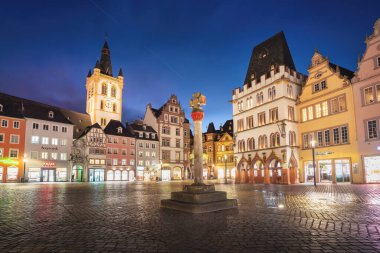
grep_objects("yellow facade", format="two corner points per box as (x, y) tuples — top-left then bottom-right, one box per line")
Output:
(214, 133), (234, 180)
(297, 52), (361, 184)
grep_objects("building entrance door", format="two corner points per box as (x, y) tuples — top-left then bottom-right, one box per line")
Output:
(89, 169), (104, 182)
(42, 169), (55, 182)
(335, 159), (350, 183)
(319, 160), (332, 182)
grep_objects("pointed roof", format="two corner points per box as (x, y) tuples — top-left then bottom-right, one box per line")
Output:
(87, 69), (92, 77)
(244, 31), (296, 84)
(77, 123), (103, 139)
(118, 68), (123, 77)
(206, 122), (216, 133)
(98, 39), (113, 76)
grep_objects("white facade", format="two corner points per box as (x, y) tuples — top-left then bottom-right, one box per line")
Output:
(233, 65), (305, 184)
(24, 118), (73, 182)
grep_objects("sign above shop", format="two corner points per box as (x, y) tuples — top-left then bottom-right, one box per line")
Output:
(316, 151), (334, 156)
(42, 162), (56, 167)
(0, 158), (19, 165)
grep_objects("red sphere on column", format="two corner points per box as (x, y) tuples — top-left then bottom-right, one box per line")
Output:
(191, 110), (204, 121)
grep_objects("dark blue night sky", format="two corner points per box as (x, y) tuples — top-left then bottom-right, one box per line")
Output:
(0, 0), (379, 130)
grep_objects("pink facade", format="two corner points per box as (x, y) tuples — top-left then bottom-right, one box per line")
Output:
(106, 135), (136, 181)
(352, 19), (380, 183)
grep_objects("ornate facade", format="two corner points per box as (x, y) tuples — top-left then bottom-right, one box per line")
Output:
(298, 51), (360, 184)
(352, 19), (380, 183)
(232, 32), (305, 184)
(143, 94), (190, 181)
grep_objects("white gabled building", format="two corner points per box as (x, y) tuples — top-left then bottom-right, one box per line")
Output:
(232, 31), (306, 185)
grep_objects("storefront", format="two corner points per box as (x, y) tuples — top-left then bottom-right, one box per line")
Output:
(128, 170), (135, 181)
(303, 158), (351, 183)
(107, 169), (129, 181)
(42, 168), (56, 182)
(203, 168), (209, 179)
(6, 166), (18, 182)
(28, 168), (41, 182)
(89, 168), (105, 182)
(161, 168), (171, 181)
(364, 156), (380, 183)
(173, 167), (182, 180)
(217, 168), (224, 179)
(56, 168), (67, 181)
(136, 167), (144, 181)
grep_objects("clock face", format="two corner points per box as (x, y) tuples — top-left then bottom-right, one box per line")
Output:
(105, 101), (112, 110)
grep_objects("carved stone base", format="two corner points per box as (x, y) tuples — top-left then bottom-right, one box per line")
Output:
(161, 184), (238, 213)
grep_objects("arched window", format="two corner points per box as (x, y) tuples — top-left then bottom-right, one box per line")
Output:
(287, 84), (294, 98)
(272, 86), (276, 99)
(268, 88), (272, 101)
(276, 133), (280, 146)
(270, 133), (275, 147)
(289, 131), (296, 146)
(111, 85), (116, 98)
(102, 83), (107, 95)
(100, 100), (104, 110)
(113, 103), (116, 112)
(256, 94), (260, 104)
(260, 92), (264, 104)
(263, 135), (268, 148)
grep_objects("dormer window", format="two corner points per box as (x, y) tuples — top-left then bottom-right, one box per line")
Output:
(139, 132), (143, 137)
(48, 111), (54, 118)
(151, 134), (155, 139)
(145, 133), (149, 138)
(0, 104), (3, 112)
(117, 127), (122, 134)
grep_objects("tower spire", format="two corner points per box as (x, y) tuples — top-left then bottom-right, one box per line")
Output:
(99, 37), (112, 76)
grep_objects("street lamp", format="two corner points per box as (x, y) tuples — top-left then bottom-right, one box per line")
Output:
(224, 154), (228, 184)
(22, 154), (27, 183)
(311, 140), (316, 187)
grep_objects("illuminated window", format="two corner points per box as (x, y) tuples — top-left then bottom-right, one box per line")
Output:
(364, 86), (374, 105)
(51, 152), (58, 160)
(302, 108), (307, 122)
(330, 98), (339, 114)
(308, 107), (314, 120)
(322, 102), (328, 116)
(315, 104), (321, 118)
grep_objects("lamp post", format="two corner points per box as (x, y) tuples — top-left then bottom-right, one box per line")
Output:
(311, 140), (316, 187)
(22, 155), (27, 183)
(160, 161), (163, 181)
(224, 154), (228, 184)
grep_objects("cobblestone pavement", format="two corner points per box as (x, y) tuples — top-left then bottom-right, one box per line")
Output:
(1, 181), (380, 253)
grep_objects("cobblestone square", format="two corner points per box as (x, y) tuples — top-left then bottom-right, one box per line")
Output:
(1, 181), (380, 252)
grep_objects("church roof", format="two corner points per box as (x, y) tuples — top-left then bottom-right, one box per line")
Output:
(244, 31), (296, 84)
(98, 39), (113, 76)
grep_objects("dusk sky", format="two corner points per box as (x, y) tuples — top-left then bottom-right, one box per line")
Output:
(0, 0), (379, 130)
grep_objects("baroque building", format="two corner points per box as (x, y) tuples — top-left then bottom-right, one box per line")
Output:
(143, 94), (190, 181)
(352, 18), (380, 183)
(86, 40), (124, 128)
(297, 51), (360, 184)
(232, 32), (305, 184)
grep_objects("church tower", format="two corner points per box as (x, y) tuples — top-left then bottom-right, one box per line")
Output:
(86, 39), (124, 128)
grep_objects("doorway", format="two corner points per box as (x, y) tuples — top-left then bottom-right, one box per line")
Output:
(335, 159), (350, 183)
(42, 169), (55, 182)
(319, 160), (332, 182)
(89, 169), (104, 182)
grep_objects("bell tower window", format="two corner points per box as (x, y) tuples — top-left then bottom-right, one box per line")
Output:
(100, 100), (104, 110)
(111, 85), (116, 97)
(113, 103), (116, 113)
(102, 83), (107, 95)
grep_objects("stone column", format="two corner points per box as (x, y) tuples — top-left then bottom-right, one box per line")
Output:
(193, 118), (203, 185)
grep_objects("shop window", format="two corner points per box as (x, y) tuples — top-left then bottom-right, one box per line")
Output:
(7, 166), (18, 181)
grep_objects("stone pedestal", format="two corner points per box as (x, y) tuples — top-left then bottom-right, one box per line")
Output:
(161, 184), (238, 213)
